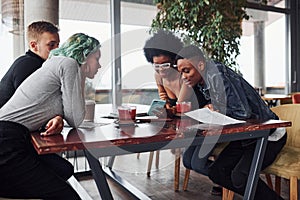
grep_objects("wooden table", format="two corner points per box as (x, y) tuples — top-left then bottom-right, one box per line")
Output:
(262, 94), (292, 107)
(31, 118), (291, 200)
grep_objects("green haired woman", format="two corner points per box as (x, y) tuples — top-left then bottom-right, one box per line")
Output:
(50, 33), (101, 65)
(0, 33), (101, 199)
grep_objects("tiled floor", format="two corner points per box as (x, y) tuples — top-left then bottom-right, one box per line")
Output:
(74, 150), (293, 200)
(0, 150), (294, 200)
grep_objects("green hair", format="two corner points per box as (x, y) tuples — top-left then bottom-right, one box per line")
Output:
(50, 33), (101, 65)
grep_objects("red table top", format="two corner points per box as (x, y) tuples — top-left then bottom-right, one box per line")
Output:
(31, 118), (291, 155)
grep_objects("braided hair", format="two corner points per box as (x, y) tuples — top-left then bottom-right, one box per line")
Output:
(50, 33), (101, 65)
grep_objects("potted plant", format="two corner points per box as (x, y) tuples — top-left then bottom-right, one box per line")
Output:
(151, 0), (266, 72)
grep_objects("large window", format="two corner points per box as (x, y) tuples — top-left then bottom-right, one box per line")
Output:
(0, 20), (13, 77)
(0, 0), (297, 99)
(53, 0), (295, 96)
(238, 9), (287, 91)
(58, 1), (158, 105)
(59, 0), (157, 88)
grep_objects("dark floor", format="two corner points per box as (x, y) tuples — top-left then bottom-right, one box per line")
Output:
(73, 150), (293, 200)
(0, 150), (293, 200)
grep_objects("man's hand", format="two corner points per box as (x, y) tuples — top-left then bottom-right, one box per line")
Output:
(40, 115), (64, 136)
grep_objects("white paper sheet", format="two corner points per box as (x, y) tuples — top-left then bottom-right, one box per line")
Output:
(184, 108), (245, 125)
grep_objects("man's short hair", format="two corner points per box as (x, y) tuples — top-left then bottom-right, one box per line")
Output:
(176, 45), (205, 62)
(27, 21), (59, 42)
(143, 30), (183, 63)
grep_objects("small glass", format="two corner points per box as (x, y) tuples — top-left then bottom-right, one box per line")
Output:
(176, 101), (192, 113)
(84, 100), (95, 122)
(118, 105), (136, 124)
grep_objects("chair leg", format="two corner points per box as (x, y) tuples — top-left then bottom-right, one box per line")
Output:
(290, 176), (298, 200)
(147, 151), (154, 177)
(137, 152), (140, 159)
(155, 150), (160, 169)
(183, 169), (190, 191)
(274, 176), (281, 195)
(265, 174), (273, 189)
(174, 148), (181, 191)
(222, 188), (234, 200)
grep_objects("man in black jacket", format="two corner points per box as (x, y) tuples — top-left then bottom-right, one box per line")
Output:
(176, 45), (286, 200)
(0, 21), (59, 108)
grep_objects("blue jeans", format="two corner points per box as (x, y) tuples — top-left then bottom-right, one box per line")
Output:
(183, 143), (215, 176)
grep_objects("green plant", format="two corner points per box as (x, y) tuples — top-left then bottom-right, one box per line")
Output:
(151, 0), (251, 71)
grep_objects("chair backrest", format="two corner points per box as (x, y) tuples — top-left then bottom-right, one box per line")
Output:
(292, 93), (300, 104)
(271, 104), (300, 148)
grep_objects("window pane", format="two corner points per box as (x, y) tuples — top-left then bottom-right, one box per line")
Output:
(248, 0), (286, 8)
(238, 9), (287, 93)
(0, 21), (14, 79)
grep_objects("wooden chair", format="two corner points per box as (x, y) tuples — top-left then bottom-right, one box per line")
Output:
(292, 92), (300, 104)
(137, 148), (182, 191)
(263, 104), (300, 200)
(223, 104), (300, 200)
(136, 151), (160, 177)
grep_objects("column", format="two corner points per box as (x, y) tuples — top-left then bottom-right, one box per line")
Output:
(24, 0), (58, 26)
(111, 0), (122, 115)
(23, 0), (59, 50)
(254, 21), (265, 91)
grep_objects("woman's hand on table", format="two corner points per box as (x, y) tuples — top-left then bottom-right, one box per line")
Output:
(40, 115), (64, 136)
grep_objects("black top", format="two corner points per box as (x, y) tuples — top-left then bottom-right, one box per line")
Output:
(0, 50), (45, 108)
(192, 85), (210, 109)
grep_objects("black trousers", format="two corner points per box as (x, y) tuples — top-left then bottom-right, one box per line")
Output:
(0, 121), (81, 200)
(208, 133), (287, 200)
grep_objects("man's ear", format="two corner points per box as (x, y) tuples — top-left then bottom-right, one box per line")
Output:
(29, 41), (38, 52)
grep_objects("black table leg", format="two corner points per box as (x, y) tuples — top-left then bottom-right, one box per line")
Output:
(243, 133), (268, 200)
(84, 150), (114, 200)
(84, 150), (151, 200)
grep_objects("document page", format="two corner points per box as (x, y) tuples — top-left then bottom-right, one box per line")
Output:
(185, 108), (245, 125)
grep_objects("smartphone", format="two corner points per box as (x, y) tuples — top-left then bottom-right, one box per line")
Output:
(147, 99), (166, 116)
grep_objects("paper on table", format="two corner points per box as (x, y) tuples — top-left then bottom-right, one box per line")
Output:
(184, 108), (245, 125)
(64, 120), (111, 129)
(136, 116), (158, 120)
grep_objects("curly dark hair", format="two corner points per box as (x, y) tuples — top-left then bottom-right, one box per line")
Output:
(143, 30), (183, 64)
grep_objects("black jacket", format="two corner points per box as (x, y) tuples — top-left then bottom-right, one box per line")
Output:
(0, 50), (45, 108)
(196, 61), (278, 122)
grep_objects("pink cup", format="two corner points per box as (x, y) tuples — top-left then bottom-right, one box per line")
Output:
(176, 101), (192, 113)
(118, 105), (136, 124)
(84, 100), (96, 122)
(129, 106), (137, 120)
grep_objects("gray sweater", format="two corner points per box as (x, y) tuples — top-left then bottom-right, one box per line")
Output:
(0, 56), (85, 131)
